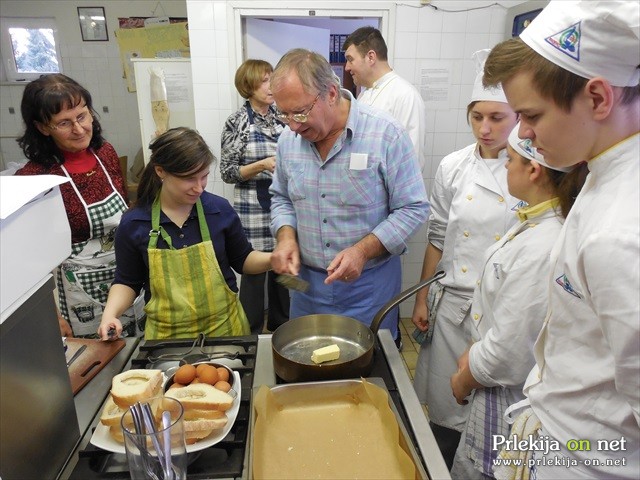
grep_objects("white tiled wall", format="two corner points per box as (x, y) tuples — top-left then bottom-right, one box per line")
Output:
(186, 0), (510, 317)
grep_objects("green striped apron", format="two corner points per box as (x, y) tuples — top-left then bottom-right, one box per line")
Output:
(144, 195), (250, 339)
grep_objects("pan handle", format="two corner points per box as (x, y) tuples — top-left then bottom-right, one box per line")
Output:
(370, 270), (446, 335)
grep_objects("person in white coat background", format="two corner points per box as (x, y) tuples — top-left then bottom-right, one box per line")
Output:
(448, 125), (587, 480)
(483, 2), (639, 479)
(411, 49), (519, 469)
(343, 26), (427, 169)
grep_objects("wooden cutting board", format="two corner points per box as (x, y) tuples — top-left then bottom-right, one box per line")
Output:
(66, 338), (125, 395)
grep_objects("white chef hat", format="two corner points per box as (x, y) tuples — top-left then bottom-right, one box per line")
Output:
(508, 123), (573, 172)
(520, 0), (640, 87)
(471, 49), (508, 103)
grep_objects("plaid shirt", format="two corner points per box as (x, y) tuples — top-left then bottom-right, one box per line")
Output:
(221, 103), (284, 251)
(270, 90), (429, 270)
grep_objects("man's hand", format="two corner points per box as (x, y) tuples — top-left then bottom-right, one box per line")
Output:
(325, 244), (368, 284)
(272, 231), (300, 275)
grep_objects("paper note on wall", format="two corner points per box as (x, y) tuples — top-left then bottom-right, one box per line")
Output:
(115, 22), (190, 92)
(419, 61), (452, 110)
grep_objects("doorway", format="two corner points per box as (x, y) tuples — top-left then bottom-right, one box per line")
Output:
(228, 2), (395, 104)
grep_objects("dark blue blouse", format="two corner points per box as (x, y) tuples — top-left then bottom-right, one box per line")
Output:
(113, 191), (253, 301)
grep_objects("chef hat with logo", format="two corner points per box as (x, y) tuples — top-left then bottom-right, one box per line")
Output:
(520, 0), (640, 87)
(471, 49), (508, 103)
(508, 123), (573, 172)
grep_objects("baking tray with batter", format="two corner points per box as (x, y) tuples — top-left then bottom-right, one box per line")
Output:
(250, 378), (428, 480)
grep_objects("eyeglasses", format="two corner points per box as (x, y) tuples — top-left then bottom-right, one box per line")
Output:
(275, 94), (320, 124)
(48, 111), (93, 133)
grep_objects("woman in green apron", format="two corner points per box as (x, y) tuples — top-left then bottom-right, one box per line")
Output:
(98, 127), (271, 340)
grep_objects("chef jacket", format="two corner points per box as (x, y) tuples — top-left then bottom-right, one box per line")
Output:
(358, 71), (427, 168)
(467, 199), (564, 406)
(429, 143), (520, 294)
(525, 134), (640, 478)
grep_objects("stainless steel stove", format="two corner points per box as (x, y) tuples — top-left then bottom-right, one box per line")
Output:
(63, 331), (450, 480)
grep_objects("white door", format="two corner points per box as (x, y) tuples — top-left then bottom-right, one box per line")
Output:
(245, 18), (331, 67)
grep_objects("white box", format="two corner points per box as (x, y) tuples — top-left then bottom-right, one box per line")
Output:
(0, 176), (71, 315)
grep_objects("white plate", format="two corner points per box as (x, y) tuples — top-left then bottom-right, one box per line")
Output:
(90, 371), (241, 454)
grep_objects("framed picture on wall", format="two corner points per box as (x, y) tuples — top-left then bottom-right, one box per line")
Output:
(78, 7), (109, 42)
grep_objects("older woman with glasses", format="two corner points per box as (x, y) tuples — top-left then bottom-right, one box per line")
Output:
(221, 59), (290, 334)
(15, 74), (144, 339)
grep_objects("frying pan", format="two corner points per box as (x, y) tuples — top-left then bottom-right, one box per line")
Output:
(271, 271), (446, 382)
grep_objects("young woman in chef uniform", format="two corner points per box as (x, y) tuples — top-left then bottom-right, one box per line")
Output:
(411, 50), (519, 468)
(448, 125), (586, 480)
(482, 2), (639, 478)
(98, 128), (271, 340)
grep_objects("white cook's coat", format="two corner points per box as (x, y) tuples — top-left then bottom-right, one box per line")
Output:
(358, 71), (426, 169)
(467, 203), (564, 403)
(413, 143), (519, 430)
(526, 134), (639, 479)
(452, 201), (564, 478)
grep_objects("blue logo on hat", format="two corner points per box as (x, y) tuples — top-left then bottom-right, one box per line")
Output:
(555, 273), (582, 299)
(545, 21), (581, 62)
(518, 139), (536, 157)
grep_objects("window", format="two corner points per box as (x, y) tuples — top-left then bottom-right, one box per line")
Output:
(0, 17), (62, 82)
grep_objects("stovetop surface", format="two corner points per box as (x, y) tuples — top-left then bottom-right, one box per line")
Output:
(67, 333), (434, 480)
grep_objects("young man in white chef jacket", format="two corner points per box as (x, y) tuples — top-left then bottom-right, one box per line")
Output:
(343, 27), (426, 170)
(483, 1), (639, 479)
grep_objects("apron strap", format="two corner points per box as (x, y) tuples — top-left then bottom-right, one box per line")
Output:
(150, 194), (209, 249)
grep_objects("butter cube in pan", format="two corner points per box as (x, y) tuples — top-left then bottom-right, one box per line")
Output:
(311, 344), (340, 364)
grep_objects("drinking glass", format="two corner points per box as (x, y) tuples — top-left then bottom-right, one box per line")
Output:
(121, 396), (187, 480)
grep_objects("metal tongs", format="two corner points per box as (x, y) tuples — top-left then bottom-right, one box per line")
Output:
(129, 402), (175, 480)
(147, 332), (240, 364)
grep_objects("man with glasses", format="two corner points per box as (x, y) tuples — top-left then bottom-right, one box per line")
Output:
(269, 48), (429, 345)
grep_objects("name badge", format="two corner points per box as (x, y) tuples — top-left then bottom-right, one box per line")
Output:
(349, 153), (368, 170)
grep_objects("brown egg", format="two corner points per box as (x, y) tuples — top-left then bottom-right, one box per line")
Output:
(216, 367), (230, 383)
(196, 364), (210, 377)
(214, 380), (231, 392)
(198, 365), (219, 386)
(173, 364), (197, 385)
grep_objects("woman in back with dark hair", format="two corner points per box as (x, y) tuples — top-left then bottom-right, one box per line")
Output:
(15, 73), (144, 338)
(98, 127), (272, 340)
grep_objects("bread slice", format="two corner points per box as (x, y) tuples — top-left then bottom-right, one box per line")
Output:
(109, 425), (125, 443)
(111, 369), (163, 408)
(100, 395), (128, 427)
(183, 416), (228, 433)
(185, 428), (214, 445)
(183, 408), (227, 421)
(164, 383), (233, 411)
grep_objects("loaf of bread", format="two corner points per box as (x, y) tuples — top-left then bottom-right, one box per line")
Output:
(164, 383), (233, 411)
(110, 369), (163, 408)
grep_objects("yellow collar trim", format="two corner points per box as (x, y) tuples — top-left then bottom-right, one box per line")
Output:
(516, 197), (560, 222)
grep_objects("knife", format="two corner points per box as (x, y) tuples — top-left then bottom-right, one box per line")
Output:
(66, 344), (87, 367)
(275, 274), (310, 292)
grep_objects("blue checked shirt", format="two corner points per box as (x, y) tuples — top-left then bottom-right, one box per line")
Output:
(270, 90), (429, 270)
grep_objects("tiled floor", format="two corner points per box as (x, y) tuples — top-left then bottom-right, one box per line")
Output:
(399, 317), (421, 380)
